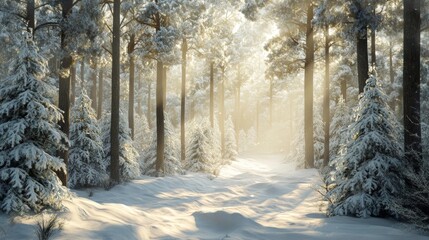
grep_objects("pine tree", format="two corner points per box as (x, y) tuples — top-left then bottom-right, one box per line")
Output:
(141, 114), (183, 176)
(0, 34), (68, 214)
(101, 110), (140, 182)
(327, 75), (404, 218)
(224, 116), (238, 162)
(185, 119), (220, 174)
(68, 90), (107, 188)
(329, 97), (351, 163)
(134, 114), (150, 152)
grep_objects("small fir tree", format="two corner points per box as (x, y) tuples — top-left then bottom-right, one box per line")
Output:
(0, 34), (68, 214)
(141, 114), (183, 176)
(185, 119), (220, 173)
(68, 90), (107, 188)
(224, 116), (238, 162)
(101, 110), (140, 182)
(327, 75), (404, 218)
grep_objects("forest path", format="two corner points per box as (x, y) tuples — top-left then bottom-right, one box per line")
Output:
(1, 154), (427, 239)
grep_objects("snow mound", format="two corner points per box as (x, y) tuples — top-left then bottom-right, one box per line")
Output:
(192, 211), (259, 233)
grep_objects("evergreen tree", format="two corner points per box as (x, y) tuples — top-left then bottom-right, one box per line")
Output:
(0, 35), (68, 214)
(68, 90), (107, 188)
(327, 75), (404, 218)
(101, 110), (140, 182)
(185, 119), (220, 174)
(329, 97), (351, 163)
(134, 114), (150, 152)
(141, 114), (183, 176)
(224, 116), (238, 162)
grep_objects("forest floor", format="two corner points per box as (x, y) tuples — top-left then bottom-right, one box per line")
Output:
(1, 154), (428, 240)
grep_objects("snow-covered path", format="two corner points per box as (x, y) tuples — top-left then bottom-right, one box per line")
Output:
(1, 154), (428, 239)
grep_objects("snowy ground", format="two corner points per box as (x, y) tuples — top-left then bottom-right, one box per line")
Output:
(1, 154), (428, 240)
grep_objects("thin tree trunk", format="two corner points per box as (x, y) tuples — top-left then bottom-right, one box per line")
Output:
(137, 69), (143, 116)
(97, 68), (103, 119)
(304, 3), (315, 168)
(403, 0), (422, 169)
(371, 27), (376, 67)
(80, 58), (85, 86)
(162, 66), (167, 110)
(236, 78), (241, 148)
(341, 79), (347, 101)
(57, 0), (73, 186)
(220, 66), (225, 157)
(71, 63), (76, 105)
(26, 0), (35, 35)
(110, 0), (121, 184)
(210, 62), (214, 128)
(128, 34), (135, 139)
(181, 38), (187, 162)
(90, 59), (98, 111)
(156, 60), (165, 174)
(323, 24), (330, 167)
(147, 81), (152, 129)
(357, 28), (369, 93)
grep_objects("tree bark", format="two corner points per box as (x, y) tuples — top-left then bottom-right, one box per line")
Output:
(371, 27), (376, 67)
(156, 60), (165, 174)
(90, 59), (98, 111)
(340, 79), (347, 101)
(26, 0), (35, 35)
(162, 66), (167, 110)
(128, 34), (135, 139)
(71, 63), (76, 105)
(323, 24), (330, 167)
(210, 62), (214, 128)
(147, 81), (152, 129)
(97, 68), (103, 119)
(57, 0), (73, 186)
(357, 28), (369, 93)
(304, 3), (315, 168)
(181, 38), (187, 162)
(403, 0), (422, 169)
(80, 58), (85, 86)
(110, 0), (121, 184)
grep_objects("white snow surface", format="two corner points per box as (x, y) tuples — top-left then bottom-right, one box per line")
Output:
(1, 154), (428, 240)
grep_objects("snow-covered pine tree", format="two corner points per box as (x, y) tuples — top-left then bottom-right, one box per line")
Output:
(313, 105), (325, 168)
(141, 114), (183, 176)
(185, 118), (219, 173)
(68, 90), (107, 188)
(0, 34), (68, 214)
(134, 113), (150, 152)
(224, 116), (238, 162)
(101, 110), (140, 182)
(329, 96), (350, 163)
(327, 75), (404, 218)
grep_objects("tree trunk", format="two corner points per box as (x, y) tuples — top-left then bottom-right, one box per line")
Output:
(371, 27), (376, 67)
(340, 79), (347, 101)
(156, 60), (165, 174)
(80, 58), (85, 86)
(181, 38), (187, 162)
(128, 34), (135, 139)
(210, 62), (214, 128)
(236, 75), (241, 148)
(97, 68), (103, 119)
(110, 0), (121, 184)
(220, 66), (225, 157)
(57, 0), (73, 186)
(162, 66), (167, 110)
(147, 81), (152, 129)
(71, 63), (76, 105)
(304, 3), (315, 168)
(137, 69), (143, 116)
(403, 0), (422, 169)
(90, 59), (97, 111)
(323, 24), (330, 167)
(357, 28), (369, 93)
(26, 0), (35, 35)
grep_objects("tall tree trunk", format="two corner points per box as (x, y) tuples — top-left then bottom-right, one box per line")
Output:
(147, 81), (152, 129)
(71, 63), (76, 105)
(371, 27), (376, 67)
(97, 68), (103, 119)
(110, 0), (121, 184)
(357, 28), (369, 93)
(341, 79), (347, 101)
(304, 3), (315, 168)
(128, 34), (135, 139)
(389, 40), (396, 110)
(403, 0), (422, 169)
(57, 0), (73, 186)
(26, 0), (35, 35)
(80, 58), (85, 86)
(220, 66), (225, 157)
(181, 38), (187, 162)
(210, 62), (214, 128)
(162, 66), (167, 110)
(137, 69), (143, 116)
(156, 60), (165, 174)
(90, 59), (98, 111)
(323, 24), (330, 167)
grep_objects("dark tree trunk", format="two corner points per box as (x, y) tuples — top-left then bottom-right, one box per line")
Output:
(357, 28), (369, 93)
(71, 63), (76, 105)
(97, 68), (103, 119)
(156, 60), (165, 174)
(57, 0), (73, 186)
(304, 3), (315, 168)
(371, 28), (376, 67)
(389, 40), (395, 84)
(128, 34), (136, 139)
(210, 62), (214, 128)
(181, 38), (187, 162)
(162, 66), (167, 110)
(403, 0), (422, 169)
(80, 58), (85, 86)
(90, 59), (98, 111)
(323, 24), (330, 167)
(26, 0), (35, 35)
(340, 79), (347, 101)
(110, 0), (121, 184)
